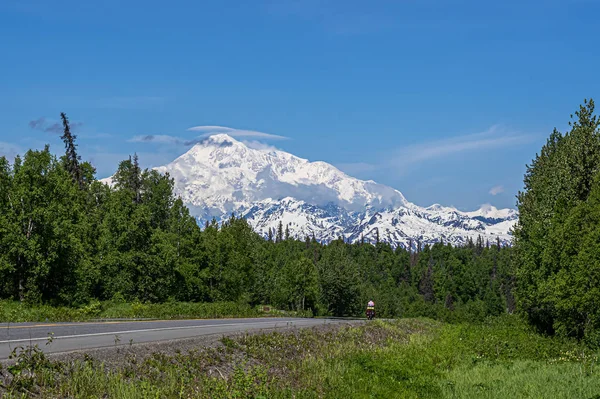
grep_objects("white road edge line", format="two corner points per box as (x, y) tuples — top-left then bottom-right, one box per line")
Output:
(0, 320), (315, 345)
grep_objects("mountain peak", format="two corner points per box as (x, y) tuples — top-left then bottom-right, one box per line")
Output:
(104, 134), (517, 249)
(179, 133), (249, 165)
(464, 203), (518, 220)
(195, 133), (241, 147)
(156, 134), (410, 215)
(479, 203), (497, 213)
(426, 203), (455, 212)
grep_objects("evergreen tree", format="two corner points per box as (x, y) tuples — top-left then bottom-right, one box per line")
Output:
(132, 153), (142, 204)
(419, 257), (435, 303)
(60, 112), (83, 188)
(276, 221), (283, 243)
(515, 99), (600, 338)
(318, 241), (361, 316)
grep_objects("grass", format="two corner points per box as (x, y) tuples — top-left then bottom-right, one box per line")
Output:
(1, 316), (599, 398)
(0, 300), (305, 323)
(443, 360), (599, 398)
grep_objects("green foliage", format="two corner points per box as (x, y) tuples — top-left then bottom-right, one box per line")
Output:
(514, 98), (600, 342)
(318, 241), (362, 316)
(0, 300), (259, 322)
(0, 146), (86, 304)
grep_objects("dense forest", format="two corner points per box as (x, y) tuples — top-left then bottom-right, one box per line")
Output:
(1, 101), (599, 344)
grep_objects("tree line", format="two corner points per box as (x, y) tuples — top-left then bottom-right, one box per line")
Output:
(0, 113), (515, 321)
(2, 100), (599, 344)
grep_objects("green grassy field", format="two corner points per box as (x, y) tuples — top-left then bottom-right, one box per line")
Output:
(1, 316), (598, 398)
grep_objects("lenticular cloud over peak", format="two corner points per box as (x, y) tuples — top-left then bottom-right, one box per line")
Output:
(186, 125), (288, 140)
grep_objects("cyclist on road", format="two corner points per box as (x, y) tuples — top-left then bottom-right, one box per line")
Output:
(366, 300), (375, 320)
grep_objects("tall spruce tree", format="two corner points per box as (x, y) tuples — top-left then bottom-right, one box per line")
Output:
(276, 221), (283, 243)
(60, 112), (83, 188)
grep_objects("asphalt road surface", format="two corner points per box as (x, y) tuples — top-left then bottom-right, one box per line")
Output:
(0, 317), (347, 360)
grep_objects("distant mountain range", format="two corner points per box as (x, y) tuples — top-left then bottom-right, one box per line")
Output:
(102, 134), (517, 249)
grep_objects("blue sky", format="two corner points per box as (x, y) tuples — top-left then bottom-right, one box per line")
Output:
(1, 0), (599, 210)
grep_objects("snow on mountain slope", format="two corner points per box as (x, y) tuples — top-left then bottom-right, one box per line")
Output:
(102, 134), (517, 249)
(462, 204), (518, 223)
(153, 134), (408, 218)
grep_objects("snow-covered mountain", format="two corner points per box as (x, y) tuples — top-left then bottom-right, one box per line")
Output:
(102, 134), (518, 249)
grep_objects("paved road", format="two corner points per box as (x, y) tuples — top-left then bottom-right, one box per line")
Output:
(0, 317), (347, 360)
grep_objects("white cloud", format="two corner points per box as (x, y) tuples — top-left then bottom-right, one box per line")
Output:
(242, 140), (282, 152)
(187, 125), (288, 140)
(128, 126), (289, 148)
(489, 185), (504, 196)
(187, 126), (232, 132)
(391, 125), (534, 168)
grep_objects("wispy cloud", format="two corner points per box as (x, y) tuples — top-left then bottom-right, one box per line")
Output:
(29, 117), (83, 134)
(128, 134), (204, 146)
(187, 125), (288, 140)
(489, 185), (504, 196)
(242, 140), (282, 152)
(129, 126), (288, 148)
(336, 125), (534, 178)
(129, 135), (185, 145)
(391, 125), (534, 168)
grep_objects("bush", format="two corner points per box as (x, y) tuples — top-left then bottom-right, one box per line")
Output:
(0, 300), (264, 323)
